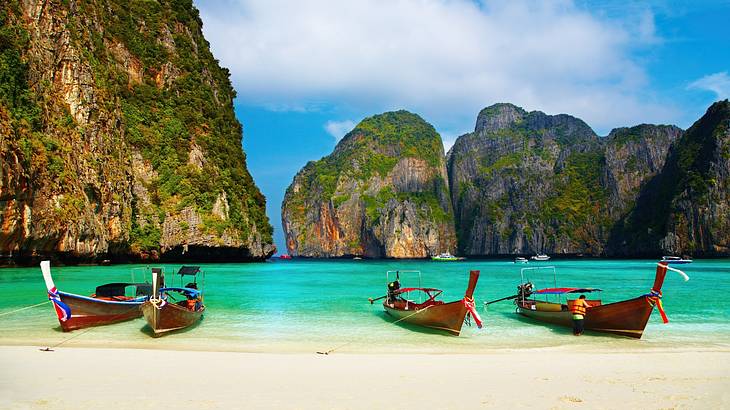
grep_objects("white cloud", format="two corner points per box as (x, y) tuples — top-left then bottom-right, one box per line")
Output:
(324, 119), (357, 141)
(197, 0), (677, 134)
(688, 72), (730, 99)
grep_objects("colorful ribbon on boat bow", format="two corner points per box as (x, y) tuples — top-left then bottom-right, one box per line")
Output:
(463, 296), (483, 328)
(645, 290), (669, 324)
(47, 287), (71, 322)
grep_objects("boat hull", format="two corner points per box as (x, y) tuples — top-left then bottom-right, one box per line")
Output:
(382, 270), (480, 336)
(516, 296), (655, 338)
(384, 300), (469, 335)
(56, 292), (143, 332)
(141, 301), (204, 336)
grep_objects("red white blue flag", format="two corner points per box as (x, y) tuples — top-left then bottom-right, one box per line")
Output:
(48, 287), (71, 322)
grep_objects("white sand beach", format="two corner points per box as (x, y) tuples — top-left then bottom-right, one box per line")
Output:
(1, 346), (728, 409)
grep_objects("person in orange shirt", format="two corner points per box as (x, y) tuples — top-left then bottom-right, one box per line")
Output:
(571, 295), (591, 336)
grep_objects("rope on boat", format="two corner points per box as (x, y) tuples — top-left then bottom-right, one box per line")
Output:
(0, 301), (50, 317)
(149, 295), (167, 310)
(316, 305), (435, 355)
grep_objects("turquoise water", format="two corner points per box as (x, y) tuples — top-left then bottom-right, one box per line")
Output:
(1, 259), (728, 353)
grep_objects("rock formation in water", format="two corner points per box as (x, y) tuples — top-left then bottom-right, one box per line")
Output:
(609, 100), (730, 256)
(447, 103), (680, 256)
(0, 0), (273, 264)
(281, 111), (456, 258)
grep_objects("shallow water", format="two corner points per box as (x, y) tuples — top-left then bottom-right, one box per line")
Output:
(1, 259), (728, 353)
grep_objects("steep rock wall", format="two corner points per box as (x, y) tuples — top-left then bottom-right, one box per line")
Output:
(282, 111), (456, 258)
(448, 103), (679, 256)
(609, 100), (730, 256)
(0, 0), (273, 264)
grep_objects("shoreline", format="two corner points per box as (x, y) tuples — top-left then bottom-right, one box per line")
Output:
(2, 345), (728, 409)
(2, 338), (730, 355)
(2, 255), (728, 268)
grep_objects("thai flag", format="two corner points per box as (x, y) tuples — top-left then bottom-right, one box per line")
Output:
(48, 287), (71, 322)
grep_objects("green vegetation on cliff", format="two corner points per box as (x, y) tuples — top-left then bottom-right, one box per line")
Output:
(540, 150), (610, 241)
(0, 0), (273, 261)
(614, 100), (730, 253)
(87, 0), (271, 247)
(282, 110), (456, 257)
(0, 5), (39, 129)
(292, 110), (446, 207)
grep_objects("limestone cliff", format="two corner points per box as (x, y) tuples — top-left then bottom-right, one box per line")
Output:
(609, 100), (730, 256)
(448, 103), (679, 256)
(0, 0), (273, 264)
(282, 111), (456, 258)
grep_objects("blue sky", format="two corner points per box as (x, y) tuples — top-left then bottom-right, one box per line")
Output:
(195, 0), (730, 254)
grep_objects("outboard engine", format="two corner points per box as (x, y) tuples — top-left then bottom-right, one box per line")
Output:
(387, 280), (401, 301)
(517, 282), (534, 301)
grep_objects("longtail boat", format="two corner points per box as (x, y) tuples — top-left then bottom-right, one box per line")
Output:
(373, 270), (482, 336)
(141, 266), (205, 336)
(40, 261), (153, 331)
(493, 262), (688, 339)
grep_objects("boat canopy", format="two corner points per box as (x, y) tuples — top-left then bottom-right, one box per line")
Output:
(178, 266), (201, 276)
(533, 287), (602, 295)
(159, 287), (200, 298)
(95, 282), (152, 297)
(393, 287), (443, 301)
(394, 287), (442, 294)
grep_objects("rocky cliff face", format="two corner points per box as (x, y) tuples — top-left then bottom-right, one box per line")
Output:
(609, 100), (730, 256)
(0, 0), (273, 264)
(282, 111), (456, 258)
(603, 124), (683, 219)
(448, 103), (679, 256)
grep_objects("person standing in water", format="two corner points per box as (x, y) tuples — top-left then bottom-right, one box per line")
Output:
(570, 295), (591, 336)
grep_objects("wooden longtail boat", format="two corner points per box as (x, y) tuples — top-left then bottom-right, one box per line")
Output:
(141, 266), (205, 336)
(380, 270), (482, 336)
(512, 263), (688, 339)
(40, 261), (153, 332)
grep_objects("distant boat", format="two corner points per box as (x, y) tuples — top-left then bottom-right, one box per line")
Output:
(372, 270), (482, 335)
(431, 252), (465, 261)
(141, 266), (205, 337)
(353, 256), (363, 260)
(661, 256), (692, 264)
(530, 254), (550, 261)
(514, 257), (528, 264)
(279, 254), (292, 260)
(40, 261), (152, 332)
